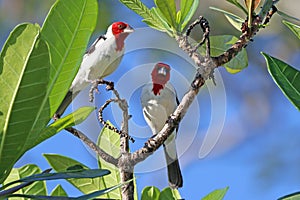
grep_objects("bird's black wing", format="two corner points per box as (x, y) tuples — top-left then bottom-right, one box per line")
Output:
(85, 35), (107, 55)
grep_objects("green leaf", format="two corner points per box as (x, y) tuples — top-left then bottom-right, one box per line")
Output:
(0, 23), (51, 183)
(278, 191), (300, 200)
(154, 0), (177, 29)
(180, 0), (199, 31)
(11, 168), (110, 183)
(226, 0), (248, 14)
(210, 7), (244, 31)
(200, 35), (248, 73)
(283, 20), (300, 40)
(5, 184), (125, 200)
(278, 11), (300, 22)
(41, 0), (98, 118)
(50, 185), (67, 196)
(141, 186), (160, 200)
(262, 52), (300, 111)
(244, 0), (261, 10)
(30, 106), (95, 149)
(119, 0), (167, 32)
(44, 154), (104, 194)
(97, 121), (122, 199)
(159, 187), (181, 200)
(3, 164), (47, 197)
(76, 182), (127, 200)
(202, 187), (229, 200)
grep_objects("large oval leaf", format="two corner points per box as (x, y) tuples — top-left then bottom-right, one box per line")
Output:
(262, 52), (300, 111)
(41, 0), (98, 117)
(0, 23), (50, 183)
(97, 122), (122, 199)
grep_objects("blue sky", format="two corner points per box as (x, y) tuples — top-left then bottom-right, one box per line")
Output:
(2, 0), (300, 199)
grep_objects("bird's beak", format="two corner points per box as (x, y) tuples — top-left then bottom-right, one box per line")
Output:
(157, 67), (167, 76)
(124, 25), (134, 33)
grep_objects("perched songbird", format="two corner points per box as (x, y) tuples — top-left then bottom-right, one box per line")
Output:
(55, 21), (134, 117)
(141, 63), (183, 189)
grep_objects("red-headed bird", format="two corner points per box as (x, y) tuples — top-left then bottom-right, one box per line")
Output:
(141, 63), (183, 189)
(55, 22), (134, 118)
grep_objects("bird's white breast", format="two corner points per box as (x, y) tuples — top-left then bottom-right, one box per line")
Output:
(70, 36), (124, 93)
(141, 83), (177, 133)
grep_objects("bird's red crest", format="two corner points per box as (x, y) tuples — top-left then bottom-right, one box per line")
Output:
(151, 63), (171, 95)
(112, 22), (129, 35)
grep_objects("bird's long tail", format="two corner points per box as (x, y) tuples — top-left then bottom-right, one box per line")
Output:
(54, 90), (79, 118)
(163, 133), (183, 189)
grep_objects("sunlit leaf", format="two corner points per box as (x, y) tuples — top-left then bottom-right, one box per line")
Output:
(210, 7), (244, 31)
(97, 121), (122, 199)
(159, 187), (182, 200)
(180, 0), (200, 31)
(141, 186), (160, 200)
(50, 185), (67, 196)
(262, 52), (300, 111)
(119, 0), (167, 32)
(154, 0), (177, 29)
(283, 20), (300, 39)
(30, 106), (95, 149)
(0, 23), (49, 184)
(202, 187), (229, 200)
(41, 0), (98, 118)
(2, 164), (46, 197)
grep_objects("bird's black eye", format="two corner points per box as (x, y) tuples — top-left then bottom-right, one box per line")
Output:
(118, 24), (126, 29)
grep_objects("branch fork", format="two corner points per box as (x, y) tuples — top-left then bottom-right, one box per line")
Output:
(64, 3), (277, 199)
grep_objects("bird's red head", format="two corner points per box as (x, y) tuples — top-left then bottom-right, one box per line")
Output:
(151, 63), (171, 95)
(111, 22), (133, 35)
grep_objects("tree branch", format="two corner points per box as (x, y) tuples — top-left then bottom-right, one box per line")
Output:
(65, 127), (118, 166)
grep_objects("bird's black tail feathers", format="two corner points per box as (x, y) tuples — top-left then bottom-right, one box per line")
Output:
(54, 90), (79, 119)
(163, 145), (183, 189)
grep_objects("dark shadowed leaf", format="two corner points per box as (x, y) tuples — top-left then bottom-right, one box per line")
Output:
(44, 154), (104, 195)
(262, 53), (300, 111)
(226, 0), (247, 14)
(210, 7), (244, 31)
(278, 191), (300, 200)
(200, 35), (248, 73)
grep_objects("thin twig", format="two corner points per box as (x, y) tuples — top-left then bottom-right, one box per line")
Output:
(65, 127), (118, 166)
